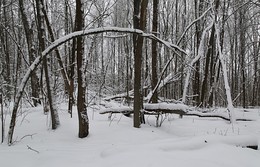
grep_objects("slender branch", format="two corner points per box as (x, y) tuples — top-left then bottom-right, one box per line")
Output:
(27, 145), (40, 154)
(177, 7), (212, 45)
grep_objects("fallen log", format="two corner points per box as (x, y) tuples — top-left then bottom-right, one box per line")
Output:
(99, 106), (133, 115)
(99, 104), (254, 122)
(184, 111), (254, 122)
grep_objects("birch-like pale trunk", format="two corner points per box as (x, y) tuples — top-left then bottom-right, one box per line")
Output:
(182, 21), (214, 104)
(215, 22), (236, 123)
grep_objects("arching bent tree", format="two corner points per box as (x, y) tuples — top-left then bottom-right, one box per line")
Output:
(7, 27), (186, 145)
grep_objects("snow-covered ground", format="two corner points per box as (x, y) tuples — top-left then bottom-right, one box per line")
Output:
(0, 104), (259, 167)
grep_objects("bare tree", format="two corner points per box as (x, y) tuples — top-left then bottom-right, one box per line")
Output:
(18, 0), (41, 107)
(35, 0), (60, 129)
(75, 0), (89, 138)
(133, 0), (148, 128)
(151, 0), (159, 103)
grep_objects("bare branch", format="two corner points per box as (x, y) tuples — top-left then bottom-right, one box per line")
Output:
(27, 145), (40, 154)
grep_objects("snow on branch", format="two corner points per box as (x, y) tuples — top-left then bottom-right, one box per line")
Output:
(100, 103), (188, 115)
(177, 7), (212, 45)
(43, 27), (187, 57)
(144, 103), (188, 113)
(99, 106), (133, 115)
(99, 103), (254, 122)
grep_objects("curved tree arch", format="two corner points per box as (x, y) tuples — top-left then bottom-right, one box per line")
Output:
(8, 26), (187, 145)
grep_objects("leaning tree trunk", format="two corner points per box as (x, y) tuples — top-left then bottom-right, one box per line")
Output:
(40, 0), (70, 93)
(215, 21), (236, 123)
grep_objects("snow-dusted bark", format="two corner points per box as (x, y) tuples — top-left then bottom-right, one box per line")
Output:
(8, 26), (186, 145)
(215, 23), (236, 123)
(182, 21), (214, 104)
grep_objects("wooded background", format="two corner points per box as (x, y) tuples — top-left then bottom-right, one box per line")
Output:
(0, 0), (259, 109)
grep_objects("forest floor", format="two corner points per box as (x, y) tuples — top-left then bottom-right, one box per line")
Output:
(0, 102), (259, 167)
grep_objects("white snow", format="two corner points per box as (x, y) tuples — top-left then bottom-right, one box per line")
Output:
(144, 102), (189, 111)
(0, 104), (260, 167)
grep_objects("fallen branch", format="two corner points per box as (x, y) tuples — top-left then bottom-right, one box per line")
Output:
(20, 133), (37, 141)
(27, 145), (40, 154)
(99, 104), (254, 122)
(104, 93), (134, 101)
(100, 106), (133, 115)
(184, 111), (254, 121)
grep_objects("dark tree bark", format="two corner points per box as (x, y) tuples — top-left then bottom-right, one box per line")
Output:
(64, 0), (75, 117)
(36, 0), (59, 129)
(151, 0), (159, 104)
(193, 0), (204, 106)
(200, 26), (215, 107)
(75, 0), (89, 138)
(1, 0), (11, 101)
(200, 0), (221, 107)
(18, 0), (41, 107)
(239, 4), (247, 108)
(133, 0), (148, 128)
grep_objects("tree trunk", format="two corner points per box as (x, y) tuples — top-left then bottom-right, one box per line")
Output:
(40, 0), (70, 93)
(18, 0), (41, 107)
(151, 0), (159, 104)
(133, 0), (148, 128)
(2, 0), (11, 101)
(239, 4), (247, 108)
(193, 0), (204, 106)
(36, 0), (59, 129)
(75, 0), (89, 138)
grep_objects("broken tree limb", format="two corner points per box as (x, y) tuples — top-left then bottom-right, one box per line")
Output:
(184, 111), (253, 122)
(99, 103), (254, 122)
(104, 90), (134, 101)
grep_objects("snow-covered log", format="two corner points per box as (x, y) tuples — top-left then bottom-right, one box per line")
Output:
(100, 103), (188, 115)
(99, 103), (254, 122)
(99, 106), (133, 115)
(144, 103), (188, 115)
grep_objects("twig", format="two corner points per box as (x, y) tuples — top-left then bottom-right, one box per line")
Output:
(27, 145), (40, 154)
(20, 133), (37, 141)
